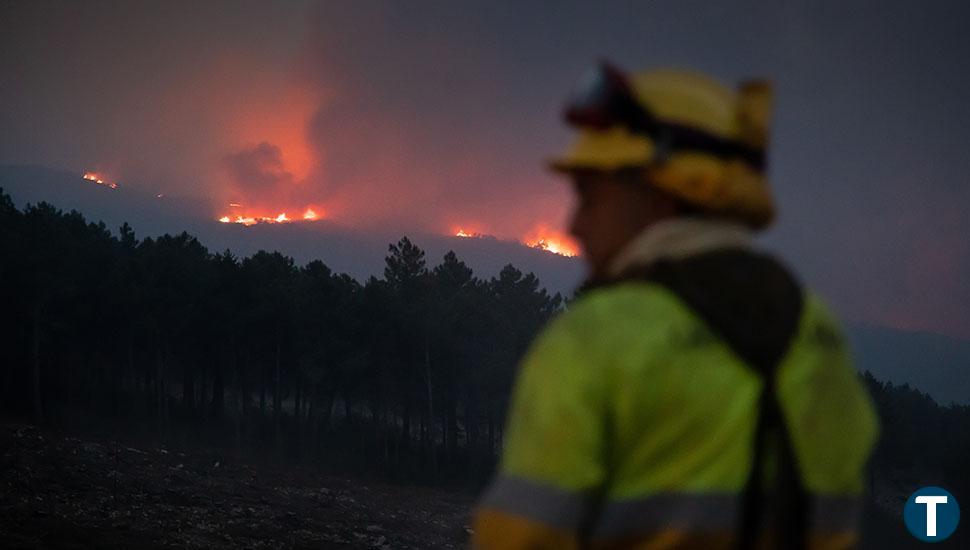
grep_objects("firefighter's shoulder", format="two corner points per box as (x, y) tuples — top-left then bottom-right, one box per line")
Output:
(528, 280), (704, 373)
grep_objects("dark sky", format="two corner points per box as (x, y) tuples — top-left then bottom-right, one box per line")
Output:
(2, 0), (969, 338)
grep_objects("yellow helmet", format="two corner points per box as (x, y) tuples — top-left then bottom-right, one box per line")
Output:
(550, 63), (775, 230)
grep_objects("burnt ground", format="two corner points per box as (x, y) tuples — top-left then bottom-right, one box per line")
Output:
(3, 420), (949, 549)
(0, 423), (474, 549)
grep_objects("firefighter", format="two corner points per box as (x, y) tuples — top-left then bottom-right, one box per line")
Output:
(472, 63), (878, 550)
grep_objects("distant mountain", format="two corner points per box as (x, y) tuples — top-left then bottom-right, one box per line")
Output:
(0, 164), (585, 296)
(846, 324), (970, 405)
(199, 222), (585, 297)
(0, 164), (212, 237)
(4, 164), (967, 405)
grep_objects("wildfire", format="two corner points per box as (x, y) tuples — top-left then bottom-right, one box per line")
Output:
(528, 238), (578, 257)
(524, 226), (579, 257)
(82, 172), (118, 189)
(452, 225), (579, 257)
(453, 226), (494, 239)
(217, 205), (324, 226)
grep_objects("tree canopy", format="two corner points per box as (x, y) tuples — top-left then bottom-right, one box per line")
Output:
(1, 186), (967, 499)
(0, 189), (562, 483)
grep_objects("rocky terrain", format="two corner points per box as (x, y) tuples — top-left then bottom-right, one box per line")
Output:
(0, 423), (474, 549)
(3, 420), (956, 549)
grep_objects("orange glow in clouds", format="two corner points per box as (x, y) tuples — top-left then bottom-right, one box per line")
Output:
(229, 87), (318, 181)
(214, 69), (323, 225)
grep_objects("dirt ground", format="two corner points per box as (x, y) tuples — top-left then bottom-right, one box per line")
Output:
(0, 423), (475, 549)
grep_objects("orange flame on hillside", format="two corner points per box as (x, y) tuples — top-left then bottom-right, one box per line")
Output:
(452, 225), (579, 257)
(528, 237), (578, 257)
(454, 227), (491, 239)
(524, 226), (579, 257)
(82, 172), (118, 189)
(217, 205), (325, 226)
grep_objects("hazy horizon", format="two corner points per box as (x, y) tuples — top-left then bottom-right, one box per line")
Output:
(3, 1), (969, 340)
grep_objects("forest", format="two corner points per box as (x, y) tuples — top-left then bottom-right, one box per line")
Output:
(1, 187), (968, 503)
(0, 189), (562, 486)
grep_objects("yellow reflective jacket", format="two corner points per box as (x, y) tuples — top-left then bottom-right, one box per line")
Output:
(473, 249), (879, 550)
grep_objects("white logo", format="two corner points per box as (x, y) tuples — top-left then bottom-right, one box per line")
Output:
(914, 495), (948, 537)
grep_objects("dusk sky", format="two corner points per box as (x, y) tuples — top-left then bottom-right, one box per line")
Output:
(2, 0), (969, 339)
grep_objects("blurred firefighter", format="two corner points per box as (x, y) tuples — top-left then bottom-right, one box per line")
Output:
(472, 63), (878, 550)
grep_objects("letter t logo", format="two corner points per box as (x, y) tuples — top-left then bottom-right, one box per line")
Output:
(915, 496), (948, 536)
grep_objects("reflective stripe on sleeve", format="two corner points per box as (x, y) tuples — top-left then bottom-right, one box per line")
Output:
(478, 475), (591, 530)
(590, 492), (863, 540)
(479, 478), (864, 541)
(592, 493), (739, 539)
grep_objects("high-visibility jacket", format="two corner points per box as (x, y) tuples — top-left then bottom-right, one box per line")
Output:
(473, 248), (879, 550)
